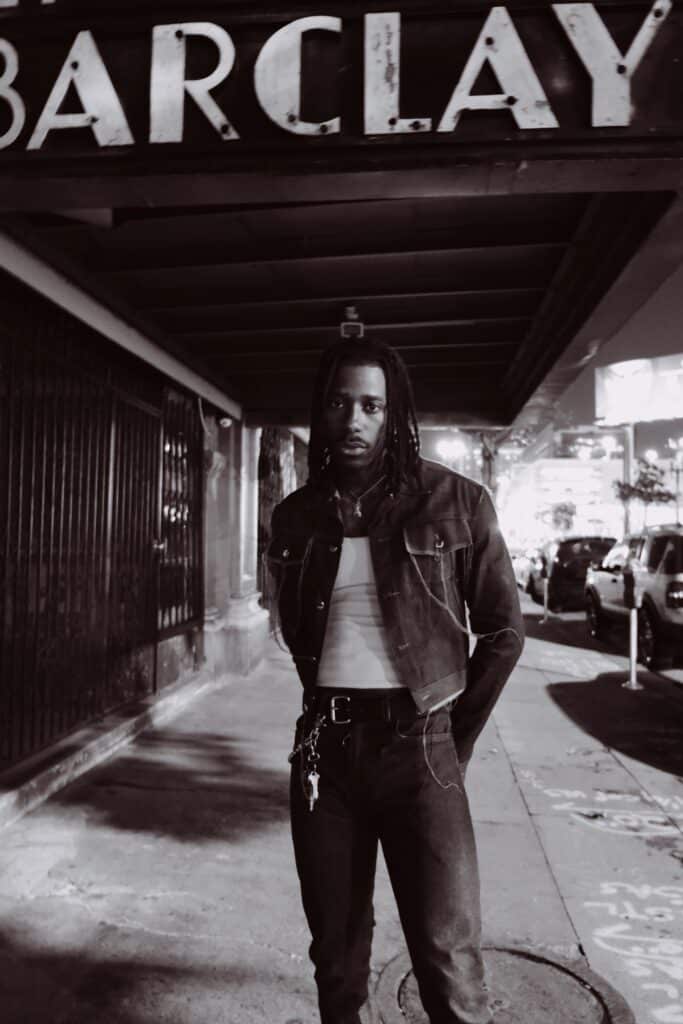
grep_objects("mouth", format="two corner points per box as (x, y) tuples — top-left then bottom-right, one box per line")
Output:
(338, 439), (369, 451)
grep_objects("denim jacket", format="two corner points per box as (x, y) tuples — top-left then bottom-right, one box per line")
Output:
(267, 458), (524, 763)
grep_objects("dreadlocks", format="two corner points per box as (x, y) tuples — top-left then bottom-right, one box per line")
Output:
(308, 338), (421, 494)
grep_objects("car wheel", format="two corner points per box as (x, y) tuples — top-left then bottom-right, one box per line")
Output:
(637, 606), (673, 671)
(586, 593), (605, 640)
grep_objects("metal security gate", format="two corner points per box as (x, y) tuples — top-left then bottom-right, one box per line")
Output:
(0, 339), (163, 768)
(158, 389), (203, 637)
(105, 394), (162, 712)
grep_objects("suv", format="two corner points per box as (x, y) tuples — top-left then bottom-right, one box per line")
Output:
(527, 536), (616, 610)
(585, 525), (683, 669)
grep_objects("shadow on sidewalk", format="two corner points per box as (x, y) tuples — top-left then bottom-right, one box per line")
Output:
(54, 727), (290, 842)
(547, 672), (683, 776)
(0, 928), (265, 1024)
(523, 612), (622, 654)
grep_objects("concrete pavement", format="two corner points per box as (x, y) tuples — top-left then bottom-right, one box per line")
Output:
(0, 594), (682, 1023)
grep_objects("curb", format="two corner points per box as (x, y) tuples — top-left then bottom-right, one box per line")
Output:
(0, 670), (238, 832)
(374, 947), (635, 1024)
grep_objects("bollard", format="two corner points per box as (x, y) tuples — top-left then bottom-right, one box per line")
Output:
(538, 557), (550, 625)
(622, 606), (644, 691)
(622, 562), (644, 691)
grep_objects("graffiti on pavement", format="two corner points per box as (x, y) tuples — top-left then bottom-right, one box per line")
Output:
(585, 882), (683, 1023)
(519, 769), (683, 837)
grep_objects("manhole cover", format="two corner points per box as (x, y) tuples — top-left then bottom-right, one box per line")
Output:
(376, 947), (634, 1024)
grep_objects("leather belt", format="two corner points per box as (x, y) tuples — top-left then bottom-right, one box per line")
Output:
(310, 689), (418, 725)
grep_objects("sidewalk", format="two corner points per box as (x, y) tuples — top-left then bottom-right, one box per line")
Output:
(1, 598), (682, 1023)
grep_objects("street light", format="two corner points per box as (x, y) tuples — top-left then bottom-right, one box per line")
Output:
(436, 435), (468, 468)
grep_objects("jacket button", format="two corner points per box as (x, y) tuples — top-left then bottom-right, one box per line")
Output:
(316, 600), (326, 611)
(282, 548), (290, 559)
(329, 545), (338, 553)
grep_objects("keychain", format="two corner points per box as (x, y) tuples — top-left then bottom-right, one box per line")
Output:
(306, 769), (320, 812)
(289, 713), (326, 812)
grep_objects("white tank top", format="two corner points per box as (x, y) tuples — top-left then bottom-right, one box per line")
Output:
(317, 537), (405, 689)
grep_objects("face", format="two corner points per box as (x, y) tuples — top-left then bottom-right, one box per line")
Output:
(323, 362), (387, 471)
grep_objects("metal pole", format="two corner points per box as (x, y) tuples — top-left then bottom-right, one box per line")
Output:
(542, 577), (550, 623)
(623, 422), (634, 535)
(623, 606), (644, 691)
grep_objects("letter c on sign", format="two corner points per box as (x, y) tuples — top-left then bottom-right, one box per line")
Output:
(254, 16), (341, 135)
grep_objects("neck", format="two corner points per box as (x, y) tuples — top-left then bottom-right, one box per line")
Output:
(334, 463), (383, 495)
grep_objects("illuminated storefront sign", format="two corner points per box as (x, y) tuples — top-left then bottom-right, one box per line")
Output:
(0, 2), (677, 154)
(596, 355), (683, 425)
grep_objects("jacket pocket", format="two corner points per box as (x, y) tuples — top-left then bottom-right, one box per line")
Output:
(403, 516), (472, 582)
(401, 517), (472, 642)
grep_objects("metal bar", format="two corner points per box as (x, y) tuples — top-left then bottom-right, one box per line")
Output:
(47, 361), (64, 745)
(68, 374), (82, 729)
(93, 385), (110, 716)
(102, 399), (116, 716)
(0, 340), (15, 762)
(81, 379), (96, 722)
(74, 374), (90, 725)
(13, 345), (28, 760)
(32, 350), (48, 751)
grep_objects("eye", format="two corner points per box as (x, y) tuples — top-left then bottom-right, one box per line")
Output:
(364, 402), (382, 414)
(328, 396), (345, 410)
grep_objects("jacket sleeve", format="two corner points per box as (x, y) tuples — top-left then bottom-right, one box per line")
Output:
(451, 486), (524, 763)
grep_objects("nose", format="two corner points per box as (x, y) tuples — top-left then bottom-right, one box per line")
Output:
(345, 402), (362, 430)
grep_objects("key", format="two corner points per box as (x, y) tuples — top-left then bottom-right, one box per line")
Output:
(307, 770), (320, 812)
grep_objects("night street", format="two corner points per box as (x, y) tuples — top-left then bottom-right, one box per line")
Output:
(2, 5), (683, 1023)
(1, 592), (681, 1024)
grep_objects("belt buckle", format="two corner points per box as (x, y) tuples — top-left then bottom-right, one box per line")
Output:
(329, 695), (352, 725)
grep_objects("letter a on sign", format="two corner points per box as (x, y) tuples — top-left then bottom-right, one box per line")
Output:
(438, 7), (558, 131)
(28, 31), (134, 150)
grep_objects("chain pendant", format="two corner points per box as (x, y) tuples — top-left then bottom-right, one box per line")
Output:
(353, 498), (362, 517)
(307, 770), (320, 811)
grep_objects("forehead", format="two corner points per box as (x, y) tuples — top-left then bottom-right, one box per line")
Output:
(330, 361), (386, 398)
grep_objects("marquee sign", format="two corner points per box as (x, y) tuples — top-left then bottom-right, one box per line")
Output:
(0, 2), (680, 161)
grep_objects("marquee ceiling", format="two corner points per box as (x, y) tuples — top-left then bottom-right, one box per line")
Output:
(8, 188), (670, 426)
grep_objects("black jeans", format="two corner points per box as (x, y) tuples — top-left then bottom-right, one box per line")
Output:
(290, 701), (491, 1024)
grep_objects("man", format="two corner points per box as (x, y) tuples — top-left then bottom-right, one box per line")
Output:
(268, 338), (523, 1024)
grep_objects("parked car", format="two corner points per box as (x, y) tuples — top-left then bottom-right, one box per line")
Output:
(585, 525), (683, 669)
(512, 546), (543, 592)
(527, 535), (616, 611)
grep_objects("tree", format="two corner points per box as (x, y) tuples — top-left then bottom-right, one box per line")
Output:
(613, 458), (675, 527)
(551, 501), (576, 533)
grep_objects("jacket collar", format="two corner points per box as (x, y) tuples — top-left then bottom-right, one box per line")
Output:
(312, 463), (431, 532)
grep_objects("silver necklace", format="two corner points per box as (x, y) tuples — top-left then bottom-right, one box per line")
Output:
(336, 475), (386, 518)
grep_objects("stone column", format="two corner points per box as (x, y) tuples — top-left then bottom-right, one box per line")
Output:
(222, 424), (270, 675)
